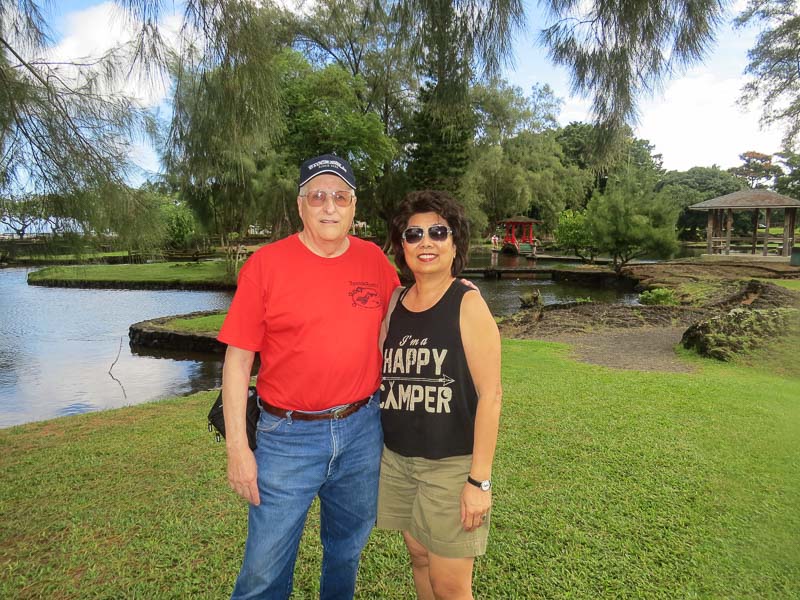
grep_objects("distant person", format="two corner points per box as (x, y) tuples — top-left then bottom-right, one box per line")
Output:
(378, 190), (502, 600)
(218, 153), (400, 599)
(491, 234), (499, 250)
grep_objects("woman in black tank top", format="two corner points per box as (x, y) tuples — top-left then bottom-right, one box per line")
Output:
(376, 191), (502, 600)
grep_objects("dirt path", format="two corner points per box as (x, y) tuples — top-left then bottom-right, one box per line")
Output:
(532, 326), (694, 373)
(498, 263), (800, 373)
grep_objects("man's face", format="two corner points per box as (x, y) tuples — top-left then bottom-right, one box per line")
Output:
(297, 173), (356, 245)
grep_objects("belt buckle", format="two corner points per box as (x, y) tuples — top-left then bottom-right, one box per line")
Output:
(331, 405), (348, 420)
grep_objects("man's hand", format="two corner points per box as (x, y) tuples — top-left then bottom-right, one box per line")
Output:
(227, 446), (260, 505)
(460, 278), (480, 293)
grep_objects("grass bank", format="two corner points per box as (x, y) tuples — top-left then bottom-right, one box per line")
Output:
(1, 339), (798, 598)
(165, 312), (226, 334)
(27, 261), (232, 289)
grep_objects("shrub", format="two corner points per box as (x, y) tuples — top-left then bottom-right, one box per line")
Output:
(639, 288), (679, 306)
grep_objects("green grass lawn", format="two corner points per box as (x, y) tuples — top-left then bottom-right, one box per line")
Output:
(1, 339), (798, 599)
(165, 312), (226, 334)
(770, 279), (800, 291)
(27, 261), (229, 284)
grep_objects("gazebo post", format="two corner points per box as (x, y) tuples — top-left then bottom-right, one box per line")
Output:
(784, 207), (797, 257)
(762, 208), (772, 256)
(725, 208), (733, 255)
(706, 210), (714, 254)
(751, 210), (759, 254)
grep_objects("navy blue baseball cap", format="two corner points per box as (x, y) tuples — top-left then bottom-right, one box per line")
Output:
(298, 154), (357, 190)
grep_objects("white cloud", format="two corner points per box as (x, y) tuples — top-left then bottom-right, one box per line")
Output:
(48, 2), (180, 108)
(635, 70), (783, 171)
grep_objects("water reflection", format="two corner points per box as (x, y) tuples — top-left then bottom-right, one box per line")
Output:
(0, 267), (232, 428)
(467, 250), (639, 316)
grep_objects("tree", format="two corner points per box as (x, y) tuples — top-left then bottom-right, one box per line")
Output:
(164, 5), (290, 238)
(555, 209), (596, 263)
(539, 0), (725, 143)
(277, 51), (395, 185)
(0, 197), (45, 238)
(2, 0), (288, 209)
(471, 79), (562, 146)
(774, 150), (800, 199)
(586, 171), (679, 272)
(736, 1), (800, 149)
(728, 151), (783, 188)
(504, 130), (594, 229)
(657, 166), (746, 240)
(460, 145), (529, 236)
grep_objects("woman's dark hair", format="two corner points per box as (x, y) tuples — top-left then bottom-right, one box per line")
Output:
(390, 190), (470, 279)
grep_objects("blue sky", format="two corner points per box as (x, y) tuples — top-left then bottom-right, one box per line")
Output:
(44, 1), (784, 175)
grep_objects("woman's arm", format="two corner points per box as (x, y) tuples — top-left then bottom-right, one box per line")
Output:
(459, 290), (502, 531)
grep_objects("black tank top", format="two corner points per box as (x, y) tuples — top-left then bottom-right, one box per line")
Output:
(380, 280), (478, 459)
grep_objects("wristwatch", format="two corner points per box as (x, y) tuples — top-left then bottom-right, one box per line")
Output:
(467, 475), (492, 492)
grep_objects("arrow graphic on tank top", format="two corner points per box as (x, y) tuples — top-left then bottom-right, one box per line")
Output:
(383, 374), (454, 386)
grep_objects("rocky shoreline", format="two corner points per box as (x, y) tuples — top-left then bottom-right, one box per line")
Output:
(129, 310), (227, 354)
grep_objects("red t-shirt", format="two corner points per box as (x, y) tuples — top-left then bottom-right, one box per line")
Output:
(218, 234), (400, 411)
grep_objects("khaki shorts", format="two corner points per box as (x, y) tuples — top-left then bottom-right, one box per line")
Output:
(377, 447), (490, 558)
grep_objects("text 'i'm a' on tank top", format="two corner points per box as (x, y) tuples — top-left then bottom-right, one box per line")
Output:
(380, 280), (478, 459)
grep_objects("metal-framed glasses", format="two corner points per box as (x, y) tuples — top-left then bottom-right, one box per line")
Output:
(401, 225), (453, 244)
(302, 189), (354, 207)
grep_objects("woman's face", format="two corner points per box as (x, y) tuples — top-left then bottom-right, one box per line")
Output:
(401, 211), (456, 277)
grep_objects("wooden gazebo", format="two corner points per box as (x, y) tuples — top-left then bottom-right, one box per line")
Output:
(498, 215), (542, 255)
(689, 189), (799, 260)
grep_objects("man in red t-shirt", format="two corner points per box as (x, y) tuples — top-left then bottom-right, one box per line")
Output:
(218, 154), (399, 600)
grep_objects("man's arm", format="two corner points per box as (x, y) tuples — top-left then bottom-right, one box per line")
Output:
(222, 345), (260, 505)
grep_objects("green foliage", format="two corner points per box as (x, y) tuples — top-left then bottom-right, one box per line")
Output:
(727, 151), (783, 189)
(639, 288), (679, 306)
(460, 146), (528, 236)
(471, 78), (562, 145)
(682, 307), (799, 361)
(407, 83), (475, 193)
(774, 151), (800, 200)
(656, 166), (746, 240)
(504, 131), (593, 229)
(519, 290), (543, 309)
(555, 209), (596, 262)
(586, 170), (679, 272)
(162, 200), (202, 250)
(0, 197), (45, 238)
(277, 50), (395, 185)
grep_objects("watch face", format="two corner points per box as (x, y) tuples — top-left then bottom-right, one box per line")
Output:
(480, 480), (492, 491)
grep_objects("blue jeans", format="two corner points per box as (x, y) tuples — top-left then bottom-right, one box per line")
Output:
(231, 391), (383, 600)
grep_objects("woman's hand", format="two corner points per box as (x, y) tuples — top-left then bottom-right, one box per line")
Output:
(460, 483), (491, 531)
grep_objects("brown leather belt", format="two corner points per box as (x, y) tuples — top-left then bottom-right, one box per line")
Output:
(260, 397), (370, 421)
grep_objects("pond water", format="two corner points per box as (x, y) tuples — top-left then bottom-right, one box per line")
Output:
(0, 267), (231, 428)
(1, 257), (637, 427)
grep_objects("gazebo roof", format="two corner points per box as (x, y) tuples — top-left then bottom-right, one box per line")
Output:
(689, 189), (800, 210)
(499, 215), (543, 224)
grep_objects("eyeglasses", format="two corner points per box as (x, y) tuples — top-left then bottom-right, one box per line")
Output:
(302, 189), (354, 207)
(401, 225), (453, 244)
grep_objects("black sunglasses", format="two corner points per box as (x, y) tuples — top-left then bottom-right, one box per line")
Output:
(401, 225), (453, 244)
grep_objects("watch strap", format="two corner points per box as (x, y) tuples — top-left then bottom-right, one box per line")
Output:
(467, 475), (491, 490)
